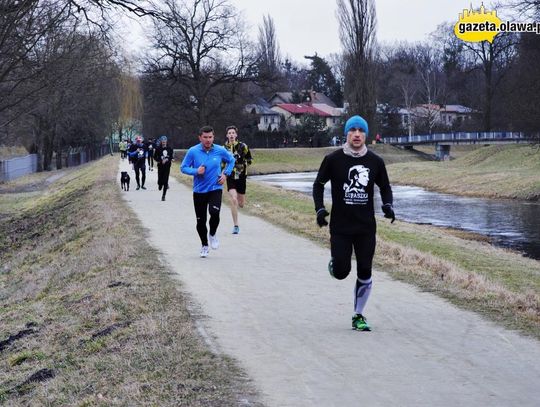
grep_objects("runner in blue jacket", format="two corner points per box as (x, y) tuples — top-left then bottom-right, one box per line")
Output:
(181, 125), (235, 258)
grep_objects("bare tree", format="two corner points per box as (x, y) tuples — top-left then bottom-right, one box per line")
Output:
(144, 0), (256, 131)
(461, 33), (517, 131)
(337, 0), (378, 133)
(414, 44), (446, 133)
(0, 1), (71, 121)
(505, 0), (540, 17)
(256, 14), (281, 90)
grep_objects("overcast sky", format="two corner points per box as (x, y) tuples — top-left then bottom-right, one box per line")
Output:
(229, 0), (481, 62)
(122, 0), (508, 63)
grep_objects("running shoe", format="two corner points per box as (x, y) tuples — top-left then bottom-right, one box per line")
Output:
(209, 234), (219, 250)
(200, 246), (209, 258)
(328, 258), (336, 278)
(232, 225), (240, 234)
(161, 196), (165, 201)
(352, 314), (371, 331)
(141, 186), (147, 190)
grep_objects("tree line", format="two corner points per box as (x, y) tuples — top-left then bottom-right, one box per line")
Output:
(1, 0), (538, 167)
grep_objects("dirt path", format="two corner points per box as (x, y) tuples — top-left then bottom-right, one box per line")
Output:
(119, 159), (540, 407)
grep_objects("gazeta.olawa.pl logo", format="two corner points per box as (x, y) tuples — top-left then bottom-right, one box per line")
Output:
(454, 3), (540, 43)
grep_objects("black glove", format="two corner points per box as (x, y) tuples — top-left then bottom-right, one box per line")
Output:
(316, 208), (329, 227)
(381, 203), (395, 223)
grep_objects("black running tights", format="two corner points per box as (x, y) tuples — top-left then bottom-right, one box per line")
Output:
(193, 190), (222, 246)
(134, 163), (146, 187)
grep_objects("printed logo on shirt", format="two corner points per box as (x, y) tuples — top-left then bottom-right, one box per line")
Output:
(343, 165), (369, 205)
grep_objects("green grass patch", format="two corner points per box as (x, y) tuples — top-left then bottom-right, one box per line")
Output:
(174, 144), (429, 176)
(8, 351), (47, 367)
(248, 144), (428, 175)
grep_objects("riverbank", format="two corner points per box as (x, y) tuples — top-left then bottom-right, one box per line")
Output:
(0, 157), (259, 405)
(389, 144), (540, 200)
(247, 144), (540, 200)
(248, 144), (428, 174)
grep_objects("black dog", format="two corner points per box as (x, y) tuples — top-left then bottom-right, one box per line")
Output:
(121, 171), (130, 191)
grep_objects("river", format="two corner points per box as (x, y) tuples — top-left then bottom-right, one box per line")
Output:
(250, 172), (540, 260)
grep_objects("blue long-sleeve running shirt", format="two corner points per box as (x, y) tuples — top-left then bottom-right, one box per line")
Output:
(181, 143), (235, 193)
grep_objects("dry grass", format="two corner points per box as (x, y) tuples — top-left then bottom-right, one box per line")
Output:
(0, 145), (28, 160)
(0, 157), (262, 406)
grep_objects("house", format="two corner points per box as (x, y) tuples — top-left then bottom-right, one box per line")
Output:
(439, 105), (475, 127)
(312, 103), (345, 129)
(244, 91), (344, 132)
(267, 91), (338, 108)
(396, 104), (477, 133)
(271, 104), (331, 128)
(245, 98), (281, 131)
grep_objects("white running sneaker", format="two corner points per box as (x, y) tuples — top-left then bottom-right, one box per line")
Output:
(209, 234), (219, 250)
(200, 246), (209, 258)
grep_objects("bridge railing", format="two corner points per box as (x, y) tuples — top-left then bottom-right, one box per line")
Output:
(384, 131), (529, 145)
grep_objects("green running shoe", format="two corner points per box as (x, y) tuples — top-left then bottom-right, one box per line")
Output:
(352, 314), (371, 331)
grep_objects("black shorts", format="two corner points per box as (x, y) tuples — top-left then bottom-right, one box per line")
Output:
(330, 233), (376, 281)
(226, 175), (247, 194)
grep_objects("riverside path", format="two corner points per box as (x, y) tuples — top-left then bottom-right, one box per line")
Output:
(119, 160), (540, 407)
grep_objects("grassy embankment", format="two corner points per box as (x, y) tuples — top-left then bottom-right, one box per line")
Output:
(247, 144), (428, 175)
(175, 144), (540, 338)
(0, 157), (261, 406)
(390, 144), (540, 200)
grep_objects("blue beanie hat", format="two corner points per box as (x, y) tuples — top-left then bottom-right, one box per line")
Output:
(344, 115), (369, 136)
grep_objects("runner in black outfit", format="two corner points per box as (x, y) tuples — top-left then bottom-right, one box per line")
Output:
(154, 136), (174, 201)
(145, 138), (155, 171)
(128, 136), (148, 190)
(313, 115), (395, 331)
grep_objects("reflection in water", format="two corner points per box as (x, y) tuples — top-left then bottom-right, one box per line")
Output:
(251, 172), (540, 260)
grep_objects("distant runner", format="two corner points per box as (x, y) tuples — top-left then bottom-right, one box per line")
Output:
(128, 136), (148, 190)
(181, 125), (235, 258)
(313, 115), (395, 331)
(224, 125), (253, 234)
(154, 136), (174, 201)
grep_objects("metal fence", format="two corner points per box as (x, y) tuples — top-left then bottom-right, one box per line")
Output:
(0, 144), (112, 183)
(0, 154), (38, 182)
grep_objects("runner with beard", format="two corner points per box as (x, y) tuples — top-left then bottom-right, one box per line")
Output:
(313, 115), (395, 331)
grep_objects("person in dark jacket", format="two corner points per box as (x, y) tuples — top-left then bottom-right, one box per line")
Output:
(127, 136), (148, 190)
(313, 115), (395, 332)
(145, 137), (155, 171)
(154, 136), (174, 201)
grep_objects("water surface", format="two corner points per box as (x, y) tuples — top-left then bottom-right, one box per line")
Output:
(251, 172), (540, 260)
